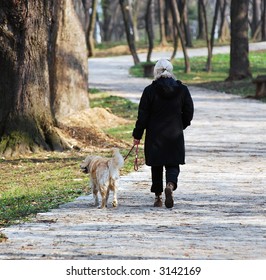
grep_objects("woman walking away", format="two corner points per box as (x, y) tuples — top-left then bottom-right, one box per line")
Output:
(132, 59), (194, 208)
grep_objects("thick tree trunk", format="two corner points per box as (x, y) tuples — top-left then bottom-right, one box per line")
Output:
(227, 0), (252, 80)
(0, 0), (89, 156)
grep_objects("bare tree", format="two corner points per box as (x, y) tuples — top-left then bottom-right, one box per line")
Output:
(227, 0), (252, 80)
(119, 0), (140, 65)
(145, 0), (154, 62)
(218, 0), (230, 42)
(170, 0), (190, 72)
(197, 0), (207, 40)
(251, 0), (261, 39)
(179, 0), (193, 47)
(262, 0), (266, 40)
(0, 0), (89, 156)
(206, 0), (221, 72)
(158, 0), (168, 46)
(87, 0), (98, 57)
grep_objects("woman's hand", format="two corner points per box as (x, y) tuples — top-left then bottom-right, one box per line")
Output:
(133, 139), (140, 145)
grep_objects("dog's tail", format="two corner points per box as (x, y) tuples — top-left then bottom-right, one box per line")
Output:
(111, 148), (124, 169)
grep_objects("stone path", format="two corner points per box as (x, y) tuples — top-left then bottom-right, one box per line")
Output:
(0, 45), (266, 259)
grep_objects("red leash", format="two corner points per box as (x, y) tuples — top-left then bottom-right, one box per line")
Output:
(124, 143), (139, 171)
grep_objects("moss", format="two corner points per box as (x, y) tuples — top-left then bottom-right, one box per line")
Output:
(0, 131), (34, 154)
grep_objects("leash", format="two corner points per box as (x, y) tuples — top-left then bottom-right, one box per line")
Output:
(124, 143), (139, 171)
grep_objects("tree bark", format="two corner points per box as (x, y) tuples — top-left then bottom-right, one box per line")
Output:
(227, 0), (252, 81)
(119, 0), (140, 65)
(145, 0), (154, 62)
(0, 0), (89, 156)
(197, 0), (206, 40)
(179, 0), (193, 47)
(206, 0), (220, 72)
(262, 0), (266, 40)
(158, 0), (167, 46)
(218, 0), (230, 42)
(170, 0), (190, 73)
(87, 0), (98, 57)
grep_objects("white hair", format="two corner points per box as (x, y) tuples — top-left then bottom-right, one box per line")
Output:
(154, 59), (175, 80)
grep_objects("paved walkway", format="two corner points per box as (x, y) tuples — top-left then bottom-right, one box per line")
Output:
(0, 46), (266, 259)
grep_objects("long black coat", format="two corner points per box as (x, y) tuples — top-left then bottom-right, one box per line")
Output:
(133, 77), (194, 166)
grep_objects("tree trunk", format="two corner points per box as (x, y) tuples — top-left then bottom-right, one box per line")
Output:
(251, 0), (261, 38)
(206, 0), (220, 72)
(87, 0), (98, 57)
(0, 0), (89, 156)
(158, 0), (167, 46)
(145, 0), (154, 62)
(179, 0), (193, 47)
(170, 0), (190, 72)
(165, 0), (174, 42)
(218, 0), (230, 42)
(119, 0), (140, 65)
(198, 0), (211, 72)
(132, 0), (140, 42)
(227, 0), (252, 81)
(197, 0), (206, 40)
(262, 0), (266, 40)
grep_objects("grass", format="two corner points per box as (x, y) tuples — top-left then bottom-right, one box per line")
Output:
(0, 154), (87, 227)
(130, 50), (266, 101)
(0, 94), (141, 228)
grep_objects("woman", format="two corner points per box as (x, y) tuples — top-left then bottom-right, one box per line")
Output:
(132, 59), (194, 208)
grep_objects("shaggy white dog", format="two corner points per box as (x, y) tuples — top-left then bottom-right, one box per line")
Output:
(80, 148), (124, 208)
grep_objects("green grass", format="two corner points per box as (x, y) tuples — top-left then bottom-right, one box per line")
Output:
(130, 50), (266, 100)
(0, 94), (142, 228)
(0, 155), (87, 227)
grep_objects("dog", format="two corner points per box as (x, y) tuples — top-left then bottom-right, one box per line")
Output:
(80, 148), (124, 208)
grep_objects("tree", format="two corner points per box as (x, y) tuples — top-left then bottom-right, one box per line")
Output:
(145, 0), (154, 62)
(170, 0), (190, 73)
(206, 0), (220, 72)
(87, 0), (98, 57)
(227, 0), (252, 80)
(251, 0), (261, 39)
(262, 0), (266, 40)
(158, 0), (167, 46)
(119, 0), (140, 65)
(0, 0), (89, 156)
(179, 0), (193, 47)
(197, 0), (207, 40)
(218, 0), (230, 42)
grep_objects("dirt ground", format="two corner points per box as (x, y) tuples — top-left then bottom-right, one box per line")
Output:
(58, 107), (129, 149)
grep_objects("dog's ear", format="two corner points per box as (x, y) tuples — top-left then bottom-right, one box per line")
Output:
(80, 166), (88, 173)
(80, 155), (91, 172)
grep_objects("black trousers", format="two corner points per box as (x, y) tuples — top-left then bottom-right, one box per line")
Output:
(150, 165), (180, 194)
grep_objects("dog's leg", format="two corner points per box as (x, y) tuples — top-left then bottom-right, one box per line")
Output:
(106, 187), (110, 207)
(92, 182), (99, 207)
(110, 178), (118, 207)
(99, 185), (107, 209)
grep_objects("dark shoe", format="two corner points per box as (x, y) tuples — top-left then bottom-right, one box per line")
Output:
(154, 193), (163, 207)
(165, 182), (174, 208)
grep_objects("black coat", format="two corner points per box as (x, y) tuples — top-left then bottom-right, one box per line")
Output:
(133, 77), (194, 166)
